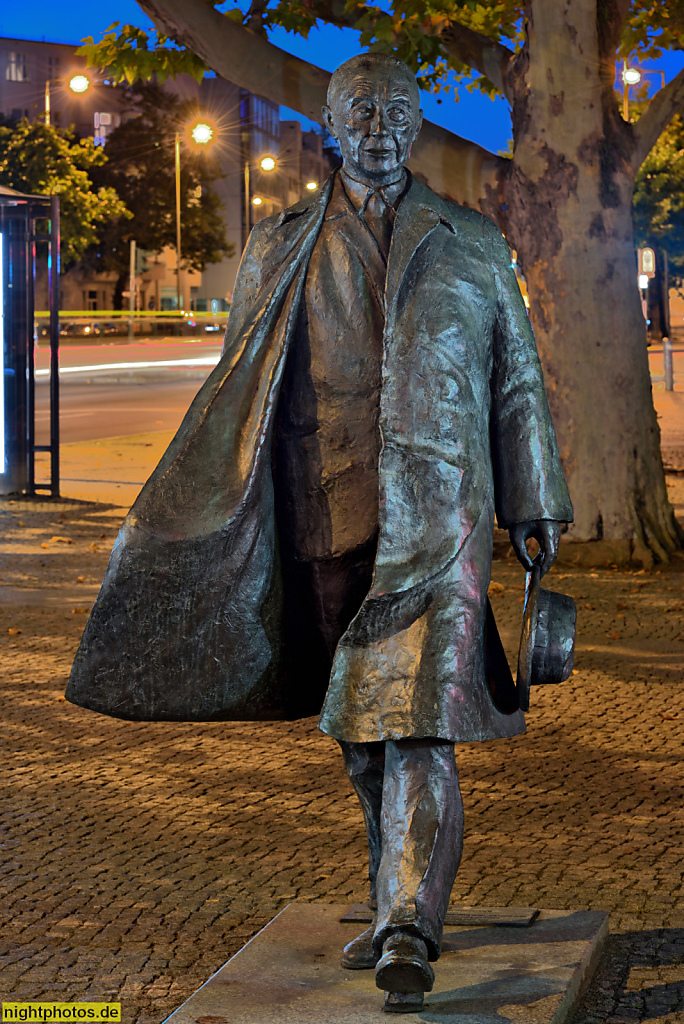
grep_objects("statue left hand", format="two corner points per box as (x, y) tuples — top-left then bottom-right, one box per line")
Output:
(508, 520), (561, 577)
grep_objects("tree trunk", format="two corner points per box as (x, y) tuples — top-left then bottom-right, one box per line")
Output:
(499, 0), (681, 565)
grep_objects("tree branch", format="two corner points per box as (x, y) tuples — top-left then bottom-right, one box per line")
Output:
(440, 22), (515, 102)
(310, 4), (515, 101)
(632, 66), (684, 172)
(138, 0), (506, 208)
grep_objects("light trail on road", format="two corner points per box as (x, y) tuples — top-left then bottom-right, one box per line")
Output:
(35, 354), (221, 376)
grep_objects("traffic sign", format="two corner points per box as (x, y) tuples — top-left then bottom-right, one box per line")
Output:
(638, 247), (656, 278)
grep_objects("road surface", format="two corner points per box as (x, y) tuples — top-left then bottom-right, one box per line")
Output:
(34, 339), (221, 445)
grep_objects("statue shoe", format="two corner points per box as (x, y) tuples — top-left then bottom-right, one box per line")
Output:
(383, 991), (424, 1014)
(375, 933), (434, 993)
(341, 923), (378, 970)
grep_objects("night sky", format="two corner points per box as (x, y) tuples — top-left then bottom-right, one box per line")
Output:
(1, 0), (683, 156)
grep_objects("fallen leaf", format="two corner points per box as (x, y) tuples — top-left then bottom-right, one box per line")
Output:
(660, 712), (679, 721)
(40, 542), (49, 549)
(609, 630), (621, 640)
(88, 543), (99, 552)
(49, 536), (73, 545)
(75, 576), (85, 583)
(99, 533), (106, 540)
(8, 628), (21, 635)
(155, 420), (163, 425)
(17, 520), (26, 527)
(488, 581), (505, 594)
(616, 603), (629, 610)
(582, 603), (594, 610)
(71, 608), (88, 615)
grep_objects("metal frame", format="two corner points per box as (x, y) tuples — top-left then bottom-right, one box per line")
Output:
(0, 190), (60, 498)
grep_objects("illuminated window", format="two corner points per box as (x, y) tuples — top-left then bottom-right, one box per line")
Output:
(6, 52), (28, 82)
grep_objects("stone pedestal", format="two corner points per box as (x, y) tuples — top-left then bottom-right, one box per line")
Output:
(164, 903), (608, 1024)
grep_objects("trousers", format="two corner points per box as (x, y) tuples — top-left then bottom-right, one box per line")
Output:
(338, 738), (463, 960)
(286, 543), (465, 959)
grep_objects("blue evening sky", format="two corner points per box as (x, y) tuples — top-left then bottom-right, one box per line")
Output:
(1, 0), (683, 156)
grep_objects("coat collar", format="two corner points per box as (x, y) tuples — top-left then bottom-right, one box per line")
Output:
(273, 169), (457, 314)
(275, 168), (457, 233)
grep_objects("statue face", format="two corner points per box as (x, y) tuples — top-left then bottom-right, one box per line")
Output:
(323, 64), (423, 186)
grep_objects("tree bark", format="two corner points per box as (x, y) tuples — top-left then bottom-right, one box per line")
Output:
(499, 0), (681, 564)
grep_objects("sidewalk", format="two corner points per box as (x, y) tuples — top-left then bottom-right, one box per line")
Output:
(0, 389), (682, 1024)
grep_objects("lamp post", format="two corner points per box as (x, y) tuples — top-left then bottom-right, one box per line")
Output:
(174, 120), (215, 311)
(44, 73), (90, 127)
(621, 62), (665, 121)
(244, 155), (278, 249)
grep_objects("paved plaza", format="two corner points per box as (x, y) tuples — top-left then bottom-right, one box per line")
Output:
(0, 457), (682, 1022)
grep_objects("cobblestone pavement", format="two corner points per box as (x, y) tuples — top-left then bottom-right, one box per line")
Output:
(0, 485), (682, 1024)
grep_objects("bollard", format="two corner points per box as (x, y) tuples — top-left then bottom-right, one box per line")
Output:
(663, 336), (674, 391)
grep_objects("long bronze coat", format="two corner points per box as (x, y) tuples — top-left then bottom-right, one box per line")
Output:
(66, 172), (572, 742)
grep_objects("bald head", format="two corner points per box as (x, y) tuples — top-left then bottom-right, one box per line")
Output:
(327, 53), (421, 111)
(322, 52), (423, 188)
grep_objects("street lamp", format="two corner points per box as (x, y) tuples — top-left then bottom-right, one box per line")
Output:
(244, 155), (277, 247)
(306, 181), (318, 191)
(621, 62), (665, 121)
(69, 74), (90, 94)
(45, 72), (91, 127)
(191, 122), (214, 146)
(174, 118), (216, 311)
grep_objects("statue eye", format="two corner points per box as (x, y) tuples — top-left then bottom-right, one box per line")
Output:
(388, 106), (408, 122)
(351, 102), (374, 121)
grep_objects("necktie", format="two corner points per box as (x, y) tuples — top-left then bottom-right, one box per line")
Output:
(359, 188), (395, 262)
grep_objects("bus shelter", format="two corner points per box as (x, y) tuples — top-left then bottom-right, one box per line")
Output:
(0, 186), (60, 496)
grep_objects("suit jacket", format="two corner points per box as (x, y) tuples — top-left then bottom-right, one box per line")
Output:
(66, 172), (572, 741)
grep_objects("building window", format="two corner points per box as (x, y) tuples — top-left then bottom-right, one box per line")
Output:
(48, 55), (61, 78)
(252, 96), (279, 138)
(6, 52), (28, 82)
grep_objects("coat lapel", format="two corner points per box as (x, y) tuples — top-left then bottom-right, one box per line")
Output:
(385, 176), (451, 321)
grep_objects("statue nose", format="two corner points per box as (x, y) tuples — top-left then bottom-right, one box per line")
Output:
(369, 110), (390, 134)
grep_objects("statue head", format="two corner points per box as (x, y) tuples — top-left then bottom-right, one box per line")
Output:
(322, 53), (423, 188)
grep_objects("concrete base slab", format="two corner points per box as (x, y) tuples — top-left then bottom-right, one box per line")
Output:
(163, 903), (608, 1024)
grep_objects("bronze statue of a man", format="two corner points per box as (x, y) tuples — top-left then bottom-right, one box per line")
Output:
(68, 53), (572, 1014)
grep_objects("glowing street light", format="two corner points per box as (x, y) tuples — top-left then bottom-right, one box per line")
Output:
(244, 154), (278, 245)
(621, 62), (665, 120)
(69, 74), (90, 94)
(191, 121), (214, 146)
(306, 181), (318, 191)
(622, 66), (641, 86)
(174, 117), (217, 309)
(45, 72), (91, 127)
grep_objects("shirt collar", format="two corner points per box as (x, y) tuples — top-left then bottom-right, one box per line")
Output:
(340, 168), (409, 214)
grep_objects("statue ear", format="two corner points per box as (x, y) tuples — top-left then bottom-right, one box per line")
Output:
(322, 105), (336, 138)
